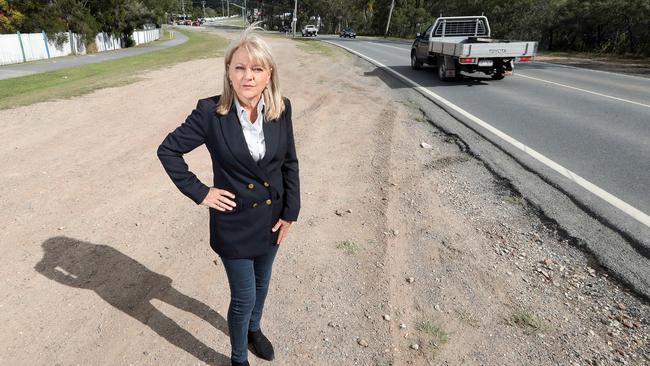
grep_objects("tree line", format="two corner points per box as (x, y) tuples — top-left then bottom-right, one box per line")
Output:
(262, 0), (650, 56)
(2, 0), (649, 55)
(1, 0), (180, 47)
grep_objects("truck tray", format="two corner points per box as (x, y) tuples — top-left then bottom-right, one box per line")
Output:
(429, 40), (537, 58)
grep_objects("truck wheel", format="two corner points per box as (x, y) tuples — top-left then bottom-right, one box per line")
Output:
(438, 63), (449, 81)
(491, 72), (505, 80)
(410, 52), (422, 70)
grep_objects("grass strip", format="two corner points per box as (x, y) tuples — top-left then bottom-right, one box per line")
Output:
(508, 311), (547, 332)
(416, 320), (449, 344)
(294, 39), (343, 58)
(0, 29), (228, 110)
(537, 51), (650, 63)
(336, 240), (359, 255)
(209, 16), (246, 27)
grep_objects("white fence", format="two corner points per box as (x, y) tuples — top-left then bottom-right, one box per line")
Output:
(94, 32), (121, 52)
(132, 29), (161, 46)
(0, 29), (162, 66)
(0, 31), (85, 65)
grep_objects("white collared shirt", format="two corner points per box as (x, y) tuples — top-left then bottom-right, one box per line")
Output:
(234, 96), (266, 162)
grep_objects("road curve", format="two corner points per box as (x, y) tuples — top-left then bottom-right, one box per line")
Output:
(323, 36), (650, 233)
(320, 35), (650, 298)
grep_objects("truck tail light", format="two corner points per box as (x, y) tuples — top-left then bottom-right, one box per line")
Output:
(459, 58), (476, 64)
(517, 56), (532, 62)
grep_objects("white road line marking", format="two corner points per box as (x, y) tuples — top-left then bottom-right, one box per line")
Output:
(369, 42), (410, 52)
(324, 40), (650, 229)
(364, 39), (650, 82)
(372, 41), (650, 82)
(366, 41), (650, 108)
(515, 74), (650, 109)
(533, 60), (650, 82)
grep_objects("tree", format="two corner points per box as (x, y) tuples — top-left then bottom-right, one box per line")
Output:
(0, 0), (25, 33)
(55, 0), (101, 44)
(89, 0), (159, 47)
(12, 0), (98, 43)
(8, 0), (649, 55)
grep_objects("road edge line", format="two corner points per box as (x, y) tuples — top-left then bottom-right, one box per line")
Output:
(515, 73), (650, 109)
(323, 40), (650, 231)
(367, 41), (650, 109)
(533, 60), (650, 82)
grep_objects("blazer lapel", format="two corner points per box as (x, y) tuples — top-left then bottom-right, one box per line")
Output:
(259, 116), (280, 167)
(219, 108), (269, 181)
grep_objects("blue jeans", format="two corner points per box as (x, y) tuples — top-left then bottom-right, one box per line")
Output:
(220, 245), (278, 363)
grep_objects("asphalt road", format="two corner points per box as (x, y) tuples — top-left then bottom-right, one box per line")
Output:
(323, 36), (650, 234)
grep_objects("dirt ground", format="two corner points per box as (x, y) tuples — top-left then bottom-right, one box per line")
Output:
(0, 29), (648, 366)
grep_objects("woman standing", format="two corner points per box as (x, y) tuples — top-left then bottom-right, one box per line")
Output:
(157, 26), (300, 366)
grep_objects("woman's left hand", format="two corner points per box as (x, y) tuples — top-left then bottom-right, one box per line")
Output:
(272, 219), (292, 245)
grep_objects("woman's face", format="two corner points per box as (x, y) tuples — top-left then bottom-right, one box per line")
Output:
(228, 47), (271, 103)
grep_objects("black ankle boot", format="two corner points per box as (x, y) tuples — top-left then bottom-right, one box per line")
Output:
(248, 329), (275, 361)
(231, 360), (249, 366)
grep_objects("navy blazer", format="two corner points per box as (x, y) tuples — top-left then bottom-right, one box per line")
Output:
(157, 95), (300, 259)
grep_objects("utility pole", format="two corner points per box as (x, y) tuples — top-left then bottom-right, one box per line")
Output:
(221, 0), (224, 17)
(227, 1), (230, 17)
(181, 0), (186, 20)
(385, 0), (395, 37)
(230, 2), (245, 24)
(292, 0), (297, 38)
(260, 1), (264, 23)
(201, 0), (206, 19)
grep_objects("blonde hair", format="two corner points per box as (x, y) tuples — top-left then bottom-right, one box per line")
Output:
(216, 22), (285, 120)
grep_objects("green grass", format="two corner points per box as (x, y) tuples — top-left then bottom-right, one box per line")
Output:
(0, 28), (229, 110)
(295, 39), (342, 58)
(358, 34), (413, 42)
(537, 50), (650, 63)
(416, 320), (449, 344)
(261, 31), (294, 39)
(508, 311), (547, 332)
(504, 195), (526, 205)
(336, 240), (359, 255)
(209, 16), (247, 27)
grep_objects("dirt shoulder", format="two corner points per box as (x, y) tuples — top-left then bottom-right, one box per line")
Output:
(0, 30), (647, 366)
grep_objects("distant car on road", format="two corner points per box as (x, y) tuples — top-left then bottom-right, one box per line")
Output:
(192, 20), (201, 26)
(301, 25), (318, 37)
(340, 28), (357, 38)
(279, 25), (290, 33)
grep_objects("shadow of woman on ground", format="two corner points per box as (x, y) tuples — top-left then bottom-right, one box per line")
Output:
(34, 236), (229, 365)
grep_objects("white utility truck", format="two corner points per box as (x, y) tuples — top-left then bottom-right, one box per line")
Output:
(411, 16), (537, 81)
(302, 24), (318, 37)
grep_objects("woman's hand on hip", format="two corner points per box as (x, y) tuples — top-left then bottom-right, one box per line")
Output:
(272, 219), (292, 245)
(201, 188), (236, 211)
